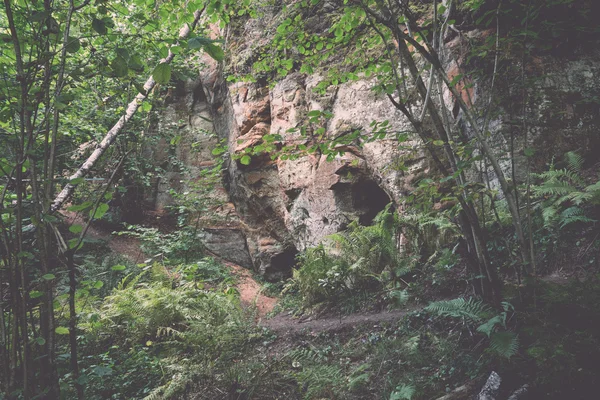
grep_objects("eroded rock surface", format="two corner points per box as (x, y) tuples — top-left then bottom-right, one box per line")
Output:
(151, 7), (600, 280)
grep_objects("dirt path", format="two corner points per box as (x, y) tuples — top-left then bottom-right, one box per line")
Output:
(226, 262), (277, 317)
(261, 307), (414, 335)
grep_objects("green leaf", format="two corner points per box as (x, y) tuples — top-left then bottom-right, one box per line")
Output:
(203, 43), (224, 61)
(55, 327), (69, 335)
(29, 291), (44, 299)
(92, 365), (112, 377)
(390, 384), (415, 400)
(111, 56), (128, 77)
(57, 93), (75, 104)
(188, 36), (210, 49)
(152, 63), (171, 84)
(90, 203), (109, 219)
(129, 54), (144, 71)
(116, 47), (129, 61)
(67, 201), (92, 212)
(68, 238), (82, 250)
(69, 224), (83, 234)
(30, 10), (51, 23)
(93, 281), (104, 289)
(111, 265), (126, 271)
(35, 337), (46, 346)
(433, 140), (444, 146)
(212, 146), (226, 156)
(42, 274), (56, 281)
(92, 18), (107, 35)
(240, 155), (251, 165)
(69, 177), (84, 185)
(66, 37), (81, 53)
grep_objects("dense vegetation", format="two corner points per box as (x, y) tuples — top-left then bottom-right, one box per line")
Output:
(1, 0), (599, 399)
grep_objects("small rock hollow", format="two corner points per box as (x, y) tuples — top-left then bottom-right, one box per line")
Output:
(353, 180), (391, 225)
(268, 247), (298, 281)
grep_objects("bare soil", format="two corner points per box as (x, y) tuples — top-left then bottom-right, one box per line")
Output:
(226, 262), (277, 317)
(261, 307), (414, 335)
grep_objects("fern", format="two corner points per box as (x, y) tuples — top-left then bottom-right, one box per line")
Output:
(489, 331), (519, 358)
(390, 384), (415, 400)
(425, 297), (490, 323)
(291, 204), (414, 309)
(565, 151), (584, 172)
(532, 152), (598, 231)
(295, 364), (344, 400)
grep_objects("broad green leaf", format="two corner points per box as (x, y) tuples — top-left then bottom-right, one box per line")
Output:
(69, 177), (84, 185)
(240, 155), (251, 165)
(90, 203), (109, 219)
(93, 281), (104, 289)
(152, 63), (172, 84)
(92, 18), (107, 35)
(111, 56), (128, 77)
(116, 47), (129, 61)
(42, 274), (56, 280)
(29, 291), (44, 299)
(55, 327), (69, 335)
(111, 265), (126, 271)
(30, 10), (51, 23)
(67, 201), (92, 211)
(203, 43), (224, 61)
(69, 224), (83, 234)
(66, 37), (80, 53)
(129, 54), (144, 71)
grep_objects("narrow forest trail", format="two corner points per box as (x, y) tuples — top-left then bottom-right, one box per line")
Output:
(262, 307), (414, 335)
(225, 262), (277, 317)
(66, 216), (413, 334)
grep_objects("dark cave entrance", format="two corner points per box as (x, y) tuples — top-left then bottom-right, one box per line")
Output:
(331, 178), (391, 225)
(352, 180), (391, 225)
(267, 247), (298, 281)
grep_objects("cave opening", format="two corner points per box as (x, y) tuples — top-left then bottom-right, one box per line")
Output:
(267, 247), (298, 281)
(352, 180), (391, 225)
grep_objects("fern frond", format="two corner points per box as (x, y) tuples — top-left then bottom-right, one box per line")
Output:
(390, 384), (415, 400)
(425, 297), (490, 323)
(476, 315), (503, 337)
(564, 151), (584, 173)
(489, 331), (519, 358)
(533, 181), (577, 197)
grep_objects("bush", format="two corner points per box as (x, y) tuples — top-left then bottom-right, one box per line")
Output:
(77, 264), (257, 399)
(287, 205), (412, 312)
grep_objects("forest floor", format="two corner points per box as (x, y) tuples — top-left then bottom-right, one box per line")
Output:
(68, 214), (414, 336)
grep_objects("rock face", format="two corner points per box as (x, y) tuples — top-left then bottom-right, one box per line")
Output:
(202, 67), (422, 279)
(153, 6), (600, 280)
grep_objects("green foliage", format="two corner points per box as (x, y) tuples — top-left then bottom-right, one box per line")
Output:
(532, 152), (599, 230)
(85, 270), (244, 347)
(426, 298), (519, 359)
(390, 384), (415, 400)
(288, 204), (412, 311)
(425, 298), (491, 323)
(77, 261), (256, 399)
